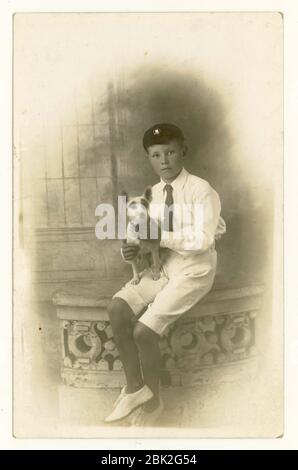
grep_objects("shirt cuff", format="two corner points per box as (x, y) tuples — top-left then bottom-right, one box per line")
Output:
(160, 230), (214, 253)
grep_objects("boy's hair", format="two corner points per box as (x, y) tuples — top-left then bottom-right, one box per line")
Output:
(143, 123), (184, 151)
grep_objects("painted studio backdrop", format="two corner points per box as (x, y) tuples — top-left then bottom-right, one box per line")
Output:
(13, 13), (283, 436)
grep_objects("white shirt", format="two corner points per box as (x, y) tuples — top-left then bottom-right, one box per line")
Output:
(149, 167), (226, 256)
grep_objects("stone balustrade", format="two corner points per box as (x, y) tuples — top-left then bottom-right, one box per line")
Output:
(53, 285), (263, 389)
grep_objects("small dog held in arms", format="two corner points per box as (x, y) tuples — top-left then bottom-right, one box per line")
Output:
(123, 187), (161, 285)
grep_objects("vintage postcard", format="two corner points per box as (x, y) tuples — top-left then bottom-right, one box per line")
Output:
(13, 11), (283, 438)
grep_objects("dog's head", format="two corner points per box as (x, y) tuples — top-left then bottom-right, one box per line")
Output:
(123, 187), (152, 226)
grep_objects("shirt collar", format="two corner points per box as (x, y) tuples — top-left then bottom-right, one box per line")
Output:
(161, 167), (189, 192)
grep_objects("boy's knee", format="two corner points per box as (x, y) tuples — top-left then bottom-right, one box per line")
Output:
(107, 298), (121, 320)
(133, 322), (159, 347)
(107, 298), (133, 338)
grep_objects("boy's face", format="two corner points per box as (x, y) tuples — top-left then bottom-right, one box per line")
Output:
(146, 139), (186, 182)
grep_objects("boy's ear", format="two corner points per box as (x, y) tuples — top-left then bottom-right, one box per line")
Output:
(143, 186), (152, 202)
(182, 144), (188, 157)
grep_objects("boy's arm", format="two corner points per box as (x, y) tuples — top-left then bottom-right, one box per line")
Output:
(159, 187), (224, 254)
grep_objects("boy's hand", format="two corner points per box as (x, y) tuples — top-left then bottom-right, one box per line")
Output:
(121, 243), (140, 261)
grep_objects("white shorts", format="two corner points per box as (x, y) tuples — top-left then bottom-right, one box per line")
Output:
(113, 247), (217, 337)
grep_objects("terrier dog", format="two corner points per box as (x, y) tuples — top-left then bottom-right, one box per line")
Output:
(123, 187), (161, 285)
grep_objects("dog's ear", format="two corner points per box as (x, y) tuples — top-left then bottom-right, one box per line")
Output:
(143, 186), (152, 202)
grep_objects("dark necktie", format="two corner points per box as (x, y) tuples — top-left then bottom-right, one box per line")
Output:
(163, 184), (174, 232)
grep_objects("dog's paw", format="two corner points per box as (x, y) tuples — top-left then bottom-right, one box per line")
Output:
(130, 278), (140, 285)
(152, 272), (160, 281)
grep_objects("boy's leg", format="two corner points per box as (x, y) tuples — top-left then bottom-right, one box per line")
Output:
(109, 268), (169, 395)
(107, 298), (143, 393)
(131, 255), (217, 415)
(133, 322), (161, 411)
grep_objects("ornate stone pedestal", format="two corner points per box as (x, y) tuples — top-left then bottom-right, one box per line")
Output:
(53, 285), (263, 389)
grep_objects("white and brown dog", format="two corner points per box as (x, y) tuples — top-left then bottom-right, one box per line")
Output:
(123, 187), (161, 285)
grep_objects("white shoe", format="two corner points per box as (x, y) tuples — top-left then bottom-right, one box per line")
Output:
(129, 396), (164, 427)
(113, 385), (128, 409)
(104, 385), (153, 423)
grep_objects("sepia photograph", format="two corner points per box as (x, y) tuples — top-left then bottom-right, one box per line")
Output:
(13, 11), (283, 438)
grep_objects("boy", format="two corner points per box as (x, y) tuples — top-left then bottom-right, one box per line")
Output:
(105, 123), (226, 426)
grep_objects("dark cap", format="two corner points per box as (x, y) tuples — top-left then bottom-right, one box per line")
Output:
(143, 123), (184, 150)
